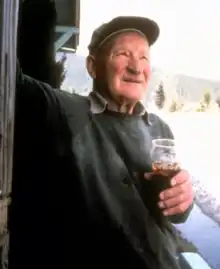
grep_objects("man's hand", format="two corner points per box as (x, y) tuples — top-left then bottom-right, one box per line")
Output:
(144, 170), (194, 217)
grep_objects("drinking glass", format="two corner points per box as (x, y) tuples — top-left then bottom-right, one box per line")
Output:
(151, 138), (181, 181)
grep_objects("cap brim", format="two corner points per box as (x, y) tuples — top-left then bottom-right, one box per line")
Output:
(88, 16), (160, 54)
(101, 16), (159, 46)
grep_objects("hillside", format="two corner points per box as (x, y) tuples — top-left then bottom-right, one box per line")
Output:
(58, 52), (220, 102)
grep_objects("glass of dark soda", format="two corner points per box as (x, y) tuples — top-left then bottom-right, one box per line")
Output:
(151, 138), (181, 180)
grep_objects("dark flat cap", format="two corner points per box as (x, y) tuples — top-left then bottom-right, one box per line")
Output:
(88, 16), (160, 54)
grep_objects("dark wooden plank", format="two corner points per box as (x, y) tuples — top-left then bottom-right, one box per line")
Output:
(0, 0), (19, 268)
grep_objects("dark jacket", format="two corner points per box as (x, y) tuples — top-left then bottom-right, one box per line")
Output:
(9, 67), (192, 269)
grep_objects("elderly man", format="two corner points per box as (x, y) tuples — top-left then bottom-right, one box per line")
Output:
(10, 16), (193, 269)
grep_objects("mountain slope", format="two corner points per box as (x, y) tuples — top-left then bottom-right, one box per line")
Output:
(58, 53), (220, 102)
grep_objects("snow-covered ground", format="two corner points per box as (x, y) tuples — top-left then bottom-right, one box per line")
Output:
(161, 113), (220, 268)
(162, 113), (220, 224)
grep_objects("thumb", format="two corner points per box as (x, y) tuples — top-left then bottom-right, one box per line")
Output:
(144, 172), (154, 180)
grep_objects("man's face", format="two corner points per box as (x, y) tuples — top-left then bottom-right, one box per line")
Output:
(101, 32), (151, 102)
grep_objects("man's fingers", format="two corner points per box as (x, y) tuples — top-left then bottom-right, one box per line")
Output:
(161, 200), (191, 216)
(144, 172), (154, 180)
(159, 180), (190, 200)
(171, 169), (189, 186)
(144, 171), (167, 180)
(158, 192), (191, 210)
(144, 170), (190, 183)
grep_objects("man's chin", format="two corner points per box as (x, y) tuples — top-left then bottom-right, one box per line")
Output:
(110, 87), (145, 104)
(121, 92), (144, 102)
(116, 95), (142, 108)
(123, 87), (145, 99)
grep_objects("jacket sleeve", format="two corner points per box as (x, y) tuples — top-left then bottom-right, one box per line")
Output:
(15, 61), (65, 161)
(16, 61), (59, 118)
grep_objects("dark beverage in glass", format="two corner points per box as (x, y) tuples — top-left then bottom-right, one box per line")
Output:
(152, 161), (181, 178)
(148, 139), (181, 224)
(151, 138), (181, 192)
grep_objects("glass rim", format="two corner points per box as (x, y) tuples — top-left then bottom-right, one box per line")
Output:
(152, 138), (176, 149)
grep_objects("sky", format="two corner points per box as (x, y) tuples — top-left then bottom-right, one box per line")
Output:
(78, 0), (220, 80)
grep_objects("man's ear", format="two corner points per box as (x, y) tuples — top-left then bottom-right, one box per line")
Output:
(86, 54), (96, 79)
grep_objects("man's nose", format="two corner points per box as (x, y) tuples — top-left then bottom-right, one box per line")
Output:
(127, 65), (142, 75)
(127, 60), (143, 75)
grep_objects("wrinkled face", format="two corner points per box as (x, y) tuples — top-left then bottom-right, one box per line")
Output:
(98, 32), (151, 102)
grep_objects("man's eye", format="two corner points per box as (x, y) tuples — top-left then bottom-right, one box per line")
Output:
(116, 52), (128, 57)
(141, 56), (148, 61)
